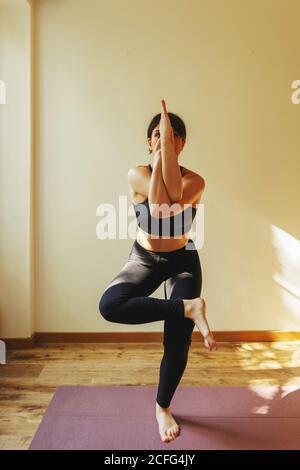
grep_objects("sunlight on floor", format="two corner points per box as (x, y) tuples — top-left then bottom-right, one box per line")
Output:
(235, 341), (300, 403)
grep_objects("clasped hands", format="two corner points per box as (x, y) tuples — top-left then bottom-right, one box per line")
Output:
(153, 99), (177, 163)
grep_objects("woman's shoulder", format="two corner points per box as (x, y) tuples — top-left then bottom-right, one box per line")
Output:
(128, 164), (204, 185)
(127, 164), (150, 179)
(127, 165), (151, 205)
(181, 166), (205, 183)
(128, 164), (151, 174)
(136, 164), (151, 169)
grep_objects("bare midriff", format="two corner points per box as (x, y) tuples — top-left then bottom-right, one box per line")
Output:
(136, 227), (190, 252)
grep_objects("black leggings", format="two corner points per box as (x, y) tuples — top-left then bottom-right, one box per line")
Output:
(99, 238), (202, 408)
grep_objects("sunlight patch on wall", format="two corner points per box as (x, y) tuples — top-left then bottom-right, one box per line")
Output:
(271, 225), (300, 318)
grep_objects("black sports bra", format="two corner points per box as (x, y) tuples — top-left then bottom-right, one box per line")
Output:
(133, 164), (197, 237)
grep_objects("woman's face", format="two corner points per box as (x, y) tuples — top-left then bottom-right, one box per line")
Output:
(148, 125), (185, 157)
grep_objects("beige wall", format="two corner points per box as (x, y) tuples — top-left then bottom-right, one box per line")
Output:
(0, 0), (33, 338)
(2, 0), (300, 337)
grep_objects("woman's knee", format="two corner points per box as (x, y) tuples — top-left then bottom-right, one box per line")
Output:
(99, 290), (119, 322)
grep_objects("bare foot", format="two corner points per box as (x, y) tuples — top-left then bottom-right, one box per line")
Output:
(183, 297), (218, 351)
(155, 402), (181, 442)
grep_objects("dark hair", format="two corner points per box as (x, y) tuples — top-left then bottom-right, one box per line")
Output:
(147, 112), (186, 154)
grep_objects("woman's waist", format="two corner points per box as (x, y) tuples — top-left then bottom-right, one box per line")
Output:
(135, 230), (199, 256)
(136, 229), (190, 253)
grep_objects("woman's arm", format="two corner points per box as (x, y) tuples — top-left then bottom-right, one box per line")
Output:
(159, 99), (183, 201)
(127, 138), (171, 217)
(148, 152), (172, 218)
(161, 142), (183, 202)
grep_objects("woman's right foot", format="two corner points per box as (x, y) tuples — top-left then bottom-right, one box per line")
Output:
(155, 402), (180, 442)
(183, 298), (217, 351)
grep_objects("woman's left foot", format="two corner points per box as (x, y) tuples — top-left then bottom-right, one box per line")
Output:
(203, 332), (218, 351)
(155, 402), (180, 442)
(184, 298), (218, 351)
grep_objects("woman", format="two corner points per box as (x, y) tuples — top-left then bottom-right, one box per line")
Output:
(99, 99), (217, 443)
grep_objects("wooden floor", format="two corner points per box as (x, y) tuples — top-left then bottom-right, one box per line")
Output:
(1, 340), (300, 450)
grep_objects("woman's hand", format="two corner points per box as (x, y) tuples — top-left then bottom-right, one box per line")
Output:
(159, 99), (174, 147)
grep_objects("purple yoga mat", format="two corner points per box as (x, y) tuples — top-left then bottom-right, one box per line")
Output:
(29, 384), (300, 450)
